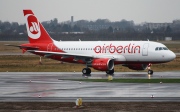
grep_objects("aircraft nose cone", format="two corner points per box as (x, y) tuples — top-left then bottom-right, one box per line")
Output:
(169, 51), (176, 61)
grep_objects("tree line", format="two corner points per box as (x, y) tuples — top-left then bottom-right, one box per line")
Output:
(0, 18), (180, 41)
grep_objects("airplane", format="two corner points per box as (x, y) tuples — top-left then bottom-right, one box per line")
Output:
(6, 10), (176, 76)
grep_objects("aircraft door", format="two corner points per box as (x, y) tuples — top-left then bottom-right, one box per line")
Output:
(47, 43), (53, 51)
(142, 43), (149, 56)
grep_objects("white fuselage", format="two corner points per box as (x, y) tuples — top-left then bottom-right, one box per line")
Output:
(53, 40), (176, 64)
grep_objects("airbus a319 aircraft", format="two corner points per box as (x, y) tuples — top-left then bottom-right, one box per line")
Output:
(7, 10), (176, 76)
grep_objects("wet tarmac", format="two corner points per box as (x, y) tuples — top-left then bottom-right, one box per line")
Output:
(0, 72), (180, 102)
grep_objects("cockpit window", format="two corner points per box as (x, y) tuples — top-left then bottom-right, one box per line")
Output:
(163, 47), (168, 50)
(159, 47), (163, 50)
(155, 47), (169, 51)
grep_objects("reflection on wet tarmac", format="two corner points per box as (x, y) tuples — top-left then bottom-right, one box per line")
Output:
(0, 72), (179, 102)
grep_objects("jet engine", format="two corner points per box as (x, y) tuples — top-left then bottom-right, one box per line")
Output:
(88, 58), (114, 71)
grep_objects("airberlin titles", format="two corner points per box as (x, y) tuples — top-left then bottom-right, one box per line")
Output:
(94, 43), (140, 54)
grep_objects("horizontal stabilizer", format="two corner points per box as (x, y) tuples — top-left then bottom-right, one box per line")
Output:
(5, 44), (39, 50)
(4, 44), (21, 47)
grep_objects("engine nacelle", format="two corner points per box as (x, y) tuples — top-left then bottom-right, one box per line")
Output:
(123, 64), (148, 70)
(89, 58), (114, 71)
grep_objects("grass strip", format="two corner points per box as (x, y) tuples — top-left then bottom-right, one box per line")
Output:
(71, 78), (180, 83)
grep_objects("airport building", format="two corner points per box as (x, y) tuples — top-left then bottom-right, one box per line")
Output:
(146, 22), (172, 30)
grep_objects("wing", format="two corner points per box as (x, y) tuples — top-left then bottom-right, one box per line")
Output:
(27, 50), (117, 59)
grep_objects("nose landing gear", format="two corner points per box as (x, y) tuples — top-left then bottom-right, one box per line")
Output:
(148, 69), (153, 75)
(147, 63), (153, 75)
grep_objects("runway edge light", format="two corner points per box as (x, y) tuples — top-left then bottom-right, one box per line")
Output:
(74, 98), (83, 108)
(151, 95), (154, 98)
(108, 75), (113, 81)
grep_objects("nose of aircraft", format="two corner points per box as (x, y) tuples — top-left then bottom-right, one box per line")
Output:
(168, 51), (176, 61)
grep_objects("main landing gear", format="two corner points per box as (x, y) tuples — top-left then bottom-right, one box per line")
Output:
(106, 69), (114, 76)
(82, 68), (115, 76)
(82, 68), (91, 76)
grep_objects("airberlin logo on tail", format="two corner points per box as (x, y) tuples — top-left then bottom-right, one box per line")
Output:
(25, 14), (41, 39)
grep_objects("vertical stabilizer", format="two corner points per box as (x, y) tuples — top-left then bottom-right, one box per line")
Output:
(23, 10), (53, 43)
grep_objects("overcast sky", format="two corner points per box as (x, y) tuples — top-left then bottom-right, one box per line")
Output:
(1, 0), (180, 24)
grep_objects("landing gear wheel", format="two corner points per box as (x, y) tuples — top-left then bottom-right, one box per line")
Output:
(82, 68), (91, 76)
(106, 69), (114, 76)
(148, 70), (153, 75)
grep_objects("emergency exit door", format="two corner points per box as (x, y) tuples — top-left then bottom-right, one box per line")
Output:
(142, 43), (149, 56)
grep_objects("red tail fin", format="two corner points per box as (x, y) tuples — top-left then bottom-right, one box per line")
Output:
(23, 10), (53, 43)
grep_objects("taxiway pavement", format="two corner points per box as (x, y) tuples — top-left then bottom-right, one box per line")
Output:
(0, 72), (180, 102)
